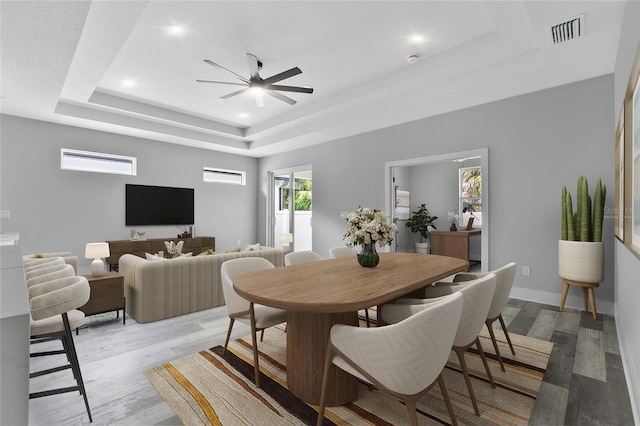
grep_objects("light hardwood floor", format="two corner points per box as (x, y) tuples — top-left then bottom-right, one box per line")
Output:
(29, 299), (634, 425)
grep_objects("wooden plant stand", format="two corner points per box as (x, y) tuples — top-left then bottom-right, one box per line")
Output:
(559, 279), (599, 320)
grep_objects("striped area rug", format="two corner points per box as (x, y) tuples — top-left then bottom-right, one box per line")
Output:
(145, 325), (552, 425)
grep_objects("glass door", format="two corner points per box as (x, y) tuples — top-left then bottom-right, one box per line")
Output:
(270, 167), (312, 252)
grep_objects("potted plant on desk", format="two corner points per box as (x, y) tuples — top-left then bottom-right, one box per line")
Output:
(406, 204), (437, 254)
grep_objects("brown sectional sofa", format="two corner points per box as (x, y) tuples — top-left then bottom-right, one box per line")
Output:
(119, 247), (284, 323)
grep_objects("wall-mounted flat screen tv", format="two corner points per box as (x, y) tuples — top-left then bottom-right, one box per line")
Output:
(126, 184), (194, 226)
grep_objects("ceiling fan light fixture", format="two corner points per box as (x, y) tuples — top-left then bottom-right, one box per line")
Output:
(408, 34), (426, 44)
(167, 25), (185, 35)
(250, 87), (265, 107)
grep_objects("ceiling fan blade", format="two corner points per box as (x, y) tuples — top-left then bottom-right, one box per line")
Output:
(203, 59), (249, 84)
(261, 67), (302, 85)
(266, 90), (296, 105)
(268, 84), (313, 94)
(221, 87), (250, 99)
(247, 53), (260, 80)
(196, 80), (247, 87)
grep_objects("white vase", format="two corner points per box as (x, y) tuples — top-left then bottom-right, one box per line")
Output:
(415, 242), (430, 254)
(558, 240), (604, 283)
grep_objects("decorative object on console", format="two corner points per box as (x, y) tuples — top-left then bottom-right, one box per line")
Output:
(344, 207), (396, 267)
(405, 203), (438, 254)
(448, 210), (459, 231)
(85, 242), (110, 277)
(130, 229), (146, 240)
(280, 233), (293, 254)
(164, 241), (184, 257)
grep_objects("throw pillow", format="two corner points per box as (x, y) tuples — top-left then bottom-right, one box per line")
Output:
(197, 249), (216, 256)
(225, 247), (241, 253)
(242, 243), (261, 252)
(145, 253), (167, 261)
(172, 252), (192, 259)
(33, 253), (44, 258)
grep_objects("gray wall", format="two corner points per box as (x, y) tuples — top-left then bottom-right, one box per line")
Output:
(0, 115), (259, 273)
(613, 0), (640, 418)
(258, 74), (615, 313)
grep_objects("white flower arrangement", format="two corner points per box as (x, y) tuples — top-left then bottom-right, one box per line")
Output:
(344, 207), (396, 247)
(448, 210), (460, 223)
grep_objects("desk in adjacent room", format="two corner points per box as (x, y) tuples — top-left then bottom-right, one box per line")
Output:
(430, 228), (481, 262)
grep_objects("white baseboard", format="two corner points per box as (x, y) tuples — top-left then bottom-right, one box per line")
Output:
(509, 286), (614, 316)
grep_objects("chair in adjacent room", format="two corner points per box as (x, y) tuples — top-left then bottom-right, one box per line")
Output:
(423, 262), (517, 372)
(317, 292), (463, 426)
(284, 250), (324, 266)
(220, 257), (287, 387)
(28, 275), (92, 422)
(382, 274), (497, 416)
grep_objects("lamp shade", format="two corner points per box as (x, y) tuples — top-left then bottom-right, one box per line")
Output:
(85, 242), (110, 259)
(280, 233), (293, 244)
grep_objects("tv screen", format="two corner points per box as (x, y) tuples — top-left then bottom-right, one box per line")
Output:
(126, 184), (194, 226)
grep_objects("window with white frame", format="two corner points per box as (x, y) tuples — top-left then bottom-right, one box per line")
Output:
(60, 148), (136, 175)
(203, 167), (246, 185)
(459, 166), (482, 227)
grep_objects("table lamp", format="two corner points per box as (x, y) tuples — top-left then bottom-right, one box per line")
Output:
(280, 233), (293, 254)
(85, 242), (110, 277)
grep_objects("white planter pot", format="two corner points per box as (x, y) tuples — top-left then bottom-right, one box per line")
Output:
(558, 240), (604, 284)
(415, 242), (430, 254)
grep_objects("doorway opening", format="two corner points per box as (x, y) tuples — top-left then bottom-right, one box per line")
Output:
(269, 166), (312, 252)
(384, 148), (489, 272)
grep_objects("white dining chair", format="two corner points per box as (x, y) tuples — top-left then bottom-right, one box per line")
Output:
(382, 273), (497, 416)
(284, 250), (324, 266)
(220, 257), (287, 387)
(328, 246), (356, 259)
(317, 292), (463, 426)
(424, 262), (517, 371)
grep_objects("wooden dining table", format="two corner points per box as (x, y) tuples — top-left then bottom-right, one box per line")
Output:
(233, 252), (469, 406)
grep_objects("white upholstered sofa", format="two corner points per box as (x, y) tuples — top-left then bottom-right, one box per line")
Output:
(119, 247), (284, 323)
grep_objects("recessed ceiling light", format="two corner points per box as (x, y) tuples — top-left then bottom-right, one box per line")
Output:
(238, 113), (249, 119)
(409, 34), (426, 44)
(167, 25), (184, 35)
(121, 79), (136, 88)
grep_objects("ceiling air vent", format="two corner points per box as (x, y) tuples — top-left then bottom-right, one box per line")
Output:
(551, 13), (585, 44)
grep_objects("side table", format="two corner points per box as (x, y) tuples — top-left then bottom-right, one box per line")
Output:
(80, 272), (126, 325)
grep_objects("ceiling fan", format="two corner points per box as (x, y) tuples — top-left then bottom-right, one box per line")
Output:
(196, 53), (313, 107)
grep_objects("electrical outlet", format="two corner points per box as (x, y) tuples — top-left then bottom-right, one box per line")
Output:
(522, 265), (531, 276)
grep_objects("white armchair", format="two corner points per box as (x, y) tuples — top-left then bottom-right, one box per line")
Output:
(220, 257), (287, 387)
(317, 292), (463, 426)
